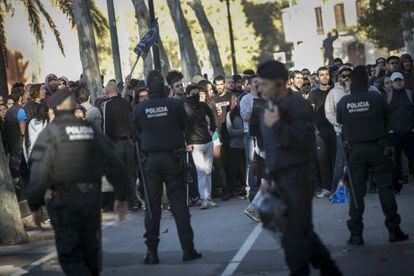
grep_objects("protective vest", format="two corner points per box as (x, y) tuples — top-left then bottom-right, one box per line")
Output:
(340, 93), (386, 142)
(51, 118), (103, 184)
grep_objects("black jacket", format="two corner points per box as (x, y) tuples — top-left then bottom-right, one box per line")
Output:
(27, 111), (129, 211)
(103, 95), (132, 141)
(184, 101), (216, 145)
(337, 89), (388, 142)
(261, 92), (315, 173)
(133, 94), (187, 152)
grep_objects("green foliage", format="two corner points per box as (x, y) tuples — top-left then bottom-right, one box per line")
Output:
(359, 0), (414, 51)
(241, 0), (290, 63)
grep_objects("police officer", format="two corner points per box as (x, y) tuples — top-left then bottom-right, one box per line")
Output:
(337, 65), (409, 245)
(258, 60), (341, 276)
(27, 89), (129, 276)
(133, 70), (201, 264)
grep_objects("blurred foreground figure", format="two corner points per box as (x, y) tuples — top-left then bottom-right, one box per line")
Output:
(258, 60), (341, 276)
(27, 89), (129, 276)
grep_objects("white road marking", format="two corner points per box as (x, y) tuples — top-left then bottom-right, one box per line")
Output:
(221, 223), (263, 276)
(10, 217), (123, 276)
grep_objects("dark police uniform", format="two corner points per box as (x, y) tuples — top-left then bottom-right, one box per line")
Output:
(27, 110), (128, 276)
(261, 92), (340, 275)
(133, 93), (199, 261)
(337, 89), (405, 241)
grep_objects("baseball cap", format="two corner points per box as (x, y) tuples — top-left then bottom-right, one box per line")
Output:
(191, 75), (206, 85)
(390, 72), (404, 81)
(338, 65), (353, 74)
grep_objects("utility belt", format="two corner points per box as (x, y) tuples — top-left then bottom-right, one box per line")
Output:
(345, 137), (392, 157)
(52, 182), (100, 195)
(144, 148), (187, 170)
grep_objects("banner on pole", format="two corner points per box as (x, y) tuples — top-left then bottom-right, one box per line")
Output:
(134, 18), (159, 60)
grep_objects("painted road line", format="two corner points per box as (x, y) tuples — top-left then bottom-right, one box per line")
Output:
(11, 217), (123, 276)
(221, 223), (263, 276)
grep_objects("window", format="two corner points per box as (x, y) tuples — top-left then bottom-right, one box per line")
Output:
(355, 0), (365, 22)
(315, 7), (324, 35)
(334, 3), (346, 28)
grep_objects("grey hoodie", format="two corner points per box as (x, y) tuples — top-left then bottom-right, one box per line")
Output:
(325, 82), (349, 134)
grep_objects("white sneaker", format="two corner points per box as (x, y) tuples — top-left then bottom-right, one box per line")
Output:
(316, 189), (331, 198)
(208, 201), (217, 208)
(244, 205), (261, 222)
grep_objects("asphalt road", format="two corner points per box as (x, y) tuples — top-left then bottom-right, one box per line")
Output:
(1, 184), (414, 276)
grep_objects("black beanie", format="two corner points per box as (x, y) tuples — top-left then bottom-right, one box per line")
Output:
(146, 70), (165, 95)
(350, 65), (369, 93)
(257, 60), (289, 82)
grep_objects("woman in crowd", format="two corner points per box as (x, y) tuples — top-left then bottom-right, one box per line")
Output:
(24, 103), (49, 163)
(378, 76), (393, 95)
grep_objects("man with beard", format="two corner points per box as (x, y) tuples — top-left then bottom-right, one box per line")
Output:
(289, 70), (304, 93)
(259, 60), (341, 275)
(309, 67), (336, 198)
(44, 74), (59, 103)
(400, 54), (414, 91)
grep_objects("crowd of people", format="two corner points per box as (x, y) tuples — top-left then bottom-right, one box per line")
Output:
(0, 53), (413, 220)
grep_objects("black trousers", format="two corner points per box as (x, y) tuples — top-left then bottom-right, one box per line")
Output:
(102, 140), (136, 210)
(227, 147), (246, 195)
(48, 188), (101, 276)
(143, 151), (195, 251)
(315, 133), (336, 191)
(347, 142), (401, 236)
(390, 132), (414, 192)
(275, 164), (338, 275)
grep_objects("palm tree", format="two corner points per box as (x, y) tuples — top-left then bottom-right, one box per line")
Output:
(188, 0), (224, 77)
(166, 0), (201, 82)
(0, 0), (107, 98)
(0, 0), (107, 245)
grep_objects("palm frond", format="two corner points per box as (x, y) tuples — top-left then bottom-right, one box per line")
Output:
(51, 0), (108, 38)
(24, 0), (44, 48)
(34, 0), (65, 55)
(50, 0), (75, 28)
(86, 0), (108, 38)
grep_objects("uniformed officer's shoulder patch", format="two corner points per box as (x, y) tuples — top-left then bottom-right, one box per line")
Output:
(65, 125), (95, 140)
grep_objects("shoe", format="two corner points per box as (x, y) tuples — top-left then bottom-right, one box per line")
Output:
(208, 201), (217, 208)
(316, 189), (331, 198)
(347, 235), (364, 245)
(200, 201), (210, 210)
(144, 251), (159, 265)
(244, 207), (261, 222)
(389, 230), (409, 243)
(182, 249), (202, 261)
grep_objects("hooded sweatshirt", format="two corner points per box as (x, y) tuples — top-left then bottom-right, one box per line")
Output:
(324, 82), (349, 134)
(24, 118), (48, 161)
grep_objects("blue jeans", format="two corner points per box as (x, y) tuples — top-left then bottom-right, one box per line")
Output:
(244, 134), (259, 194)
(331, 134), (345, 192)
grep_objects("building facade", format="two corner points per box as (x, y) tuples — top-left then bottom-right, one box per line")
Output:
(281, 0), (381, 71)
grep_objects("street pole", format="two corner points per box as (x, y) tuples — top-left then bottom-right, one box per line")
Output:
(107, 0), (123, 84)
(225, 0), (237, 75)
(148, 0), (161, 72)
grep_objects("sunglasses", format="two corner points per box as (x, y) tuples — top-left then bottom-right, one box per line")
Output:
(389, 61), (399, 65)
(340, 74), (350, 79)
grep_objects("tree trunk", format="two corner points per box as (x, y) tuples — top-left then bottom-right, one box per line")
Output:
(73, 0), (103, 101)
(0, 44), (8, 98)
(188, 0), (224, 77)
(131, 0), (171, 77)
(0, 135), (28, 245)
(167, 0), (201, 82)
